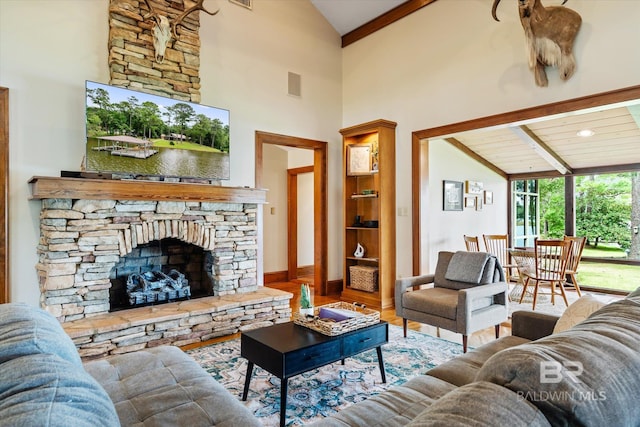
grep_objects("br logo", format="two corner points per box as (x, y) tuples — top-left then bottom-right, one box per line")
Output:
(540, 361), (583, 383)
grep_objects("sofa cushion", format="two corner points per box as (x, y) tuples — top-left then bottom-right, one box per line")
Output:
(626, 286), (640, 299)
(552, 294), (608, 334)
(84, 346), (261, 427)
(0, 353), (120, 427)
(406, 381), (551, 427)
(427, 335), (530, 387)
(308, 375), (456, 427)
(0, 303), (81, 366)
(0, 303), (118, 427)
(476, 297), (640, 426)
(403, 288), (458, 320)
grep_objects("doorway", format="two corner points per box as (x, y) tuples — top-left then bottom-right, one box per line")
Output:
(411, 86), (640, 277)
(287, 165), (314, 281)
(255, 131), (328, 295)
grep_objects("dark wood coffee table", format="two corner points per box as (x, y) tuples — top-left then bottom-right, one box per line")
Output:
(241, 321), (388, 427)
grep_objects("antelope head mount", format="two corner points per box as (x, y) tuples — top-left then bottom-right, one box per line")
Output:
(142, 0), (219, 63)
(492, 0), (582, 87)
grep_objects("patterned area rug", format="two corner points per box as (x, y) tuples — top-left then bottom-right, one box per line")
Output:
(186, 324), (465, 426)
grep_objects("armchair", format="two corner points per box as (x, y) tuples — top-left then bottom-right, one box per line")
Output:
(395, 251), (508, 352)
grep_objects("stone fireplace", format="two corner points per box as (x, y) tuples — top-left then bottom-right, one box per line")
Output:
(36, 196), (261, 320)
(30, 177), (292, 358)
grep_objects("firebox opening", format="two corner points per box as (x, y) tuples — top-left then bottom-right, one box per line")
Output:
(109, 238), (214, 312)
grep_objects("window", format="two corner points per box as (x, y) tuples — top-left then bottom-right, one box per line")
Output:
(513, 173), (640, 294)
(512, 179), (539, 247)
(575, 174), (635, 259)
(539, 177), (565, 238)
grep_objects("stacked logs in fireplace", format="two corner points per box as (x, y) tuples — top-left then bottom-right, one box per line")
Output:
(126, 269), (191, 306)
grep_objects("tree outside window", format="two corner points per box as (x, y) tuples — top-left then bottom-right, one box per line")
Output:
(515, 172), (639, 293)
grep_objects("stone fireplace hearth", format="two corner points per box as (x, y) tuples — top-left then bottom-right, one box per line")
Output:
(30, 177), (293, 358)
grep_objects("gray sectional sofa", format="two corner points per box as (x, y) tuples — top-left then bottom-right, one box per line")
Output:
(311, 288), (640, 426)
(3, 288), (639, 426)
(0, 303), (260, 427)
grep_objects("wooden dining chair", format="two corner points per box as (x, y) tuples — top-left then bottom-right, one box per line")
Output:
(463, 235), (480, 252)
(482, 234), (517, 282)
(508, 248), (536, 302)
(563, 235), (587, 297)
(519, 238), (572, 310)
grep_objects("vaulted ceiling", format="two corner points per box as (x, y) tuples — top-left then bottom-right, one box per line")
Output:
(309, 0), (405, 36)
(310, 0), (640, 177)
(436, 102), (640, 177)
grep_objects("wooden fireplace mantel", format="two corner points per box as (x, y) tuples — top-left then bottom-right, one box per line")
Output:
(29, 176), (267, 204)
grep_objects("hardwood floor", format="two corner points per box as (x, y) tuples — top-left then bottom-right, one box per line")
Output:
(182, 278), (515, 351)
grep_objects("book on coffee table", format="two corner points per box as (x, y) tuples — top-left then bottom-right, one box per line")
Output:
(318, 307), (363, 322)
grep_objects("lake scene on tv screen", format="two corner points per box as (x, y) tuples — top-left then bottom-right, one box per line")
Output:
(85, 81), (230, 180)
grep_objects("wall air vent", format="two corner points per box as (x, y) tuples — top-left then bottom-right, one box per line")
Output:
(288, 72), (301, 97)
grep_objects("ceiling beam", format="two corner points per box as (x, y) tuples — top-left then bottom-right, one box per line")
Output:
(508, 162), (640, 181)
(414, 85), (640, 140)
(508, 170), (563, 180)
(509, 125), (573, 175)
(572, 163), (640, 175)
(444, 137), (508, 179)
(342, 0), (438, 48)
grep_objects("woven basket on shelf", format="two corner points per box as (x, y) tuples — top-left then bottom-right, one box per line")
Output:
(293, 302), (380, 336)
(349, 265), (378, 292)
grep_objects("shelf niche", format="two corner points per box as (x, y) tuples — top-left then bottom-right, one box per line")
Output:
(340, 119), (396, 310)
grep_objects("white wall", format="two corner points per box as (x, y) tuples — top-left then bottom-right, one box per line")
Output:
(262, 145), (314, 273)
(426, 139), (508, 269)
(0, 0), (343, 305)
(341, 0), (640, 276)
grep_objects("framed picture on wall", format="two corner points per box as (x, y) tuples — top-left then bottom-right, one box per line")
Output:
(484, 190), (493, 205)
(347, 144), (372, 176)
(465, 180), (483, 194)
(464, 196), (476, 208)
(476, 196), (483, 211)
(443, 180), (463, 211)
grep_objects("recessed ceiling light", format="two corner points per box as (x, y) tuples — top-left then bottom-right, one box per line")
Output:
(577, 129), (595, 137)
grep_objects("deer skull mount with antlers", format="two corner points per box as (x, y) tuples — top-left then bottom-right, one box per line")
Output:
(492, 0), (582, 87)
(142, 0), (219, 63)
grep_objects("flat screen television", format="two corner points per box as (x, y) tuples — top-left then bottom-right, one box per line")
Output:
(85, 80), (230, 180)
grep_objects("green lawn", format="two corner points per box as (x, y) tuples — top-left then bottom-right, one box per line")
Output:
(578, 262), (639, 292)
(152, 139), (223, 153)
(564, 243), (638, 292)
(582, 242), (628, 258)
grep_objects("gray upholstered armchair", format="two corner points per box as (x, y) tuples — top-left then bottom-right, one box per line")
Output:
(395, 251), (509, 352)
